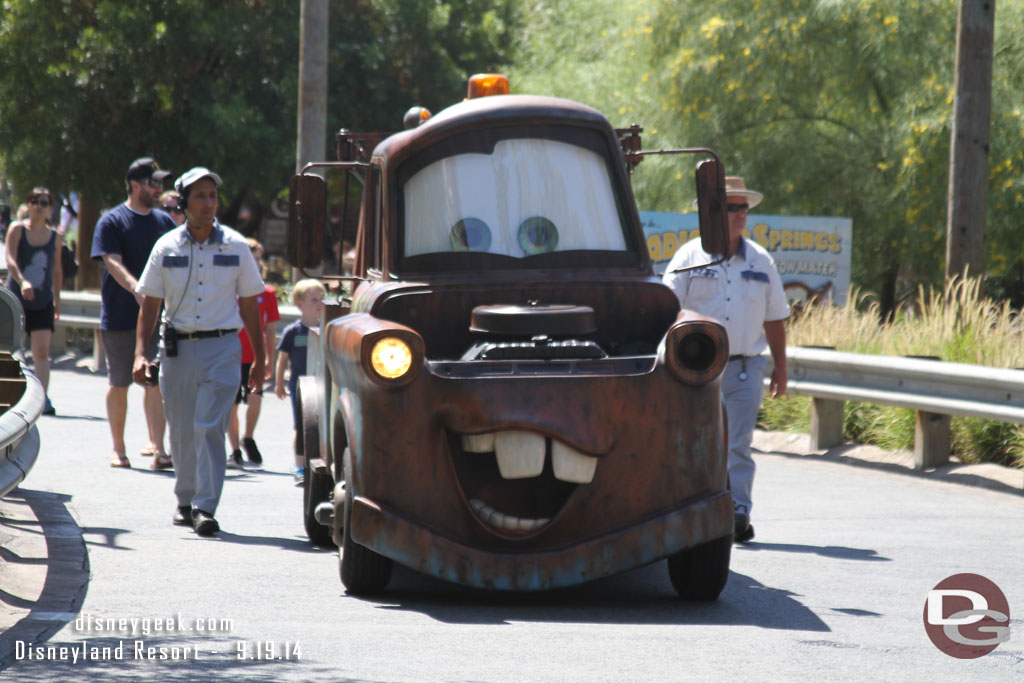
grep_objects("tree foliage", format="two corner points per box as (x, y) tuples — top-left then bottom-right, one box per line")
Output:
(0, 0), (522, 211)
(648, 0), (963, 311)
(510, 0), (1024, 311)
(0, 0), (299, 210)
(329, 0), (521, 133)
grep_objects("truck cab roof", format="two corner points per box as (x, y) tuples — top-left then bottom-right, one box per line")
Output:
(364, 94), (650, 279)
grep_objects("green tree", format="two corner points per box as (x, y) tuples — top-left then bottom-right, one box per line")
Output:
(328, 0), (522, 132)
(0, 0), (300, 211)
(510, 0), (1024, 314)
(641, 0), (962, 315)
(0, 0), (523, 285)
(0, 0), (300, 285)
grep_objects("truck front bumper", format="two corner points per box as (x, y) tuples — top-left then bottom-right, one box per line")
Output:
(350, 489), (733, 591)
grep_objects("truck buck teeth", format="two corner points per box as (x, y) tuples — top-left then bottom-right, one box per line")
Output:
(461, 432), (599, 484)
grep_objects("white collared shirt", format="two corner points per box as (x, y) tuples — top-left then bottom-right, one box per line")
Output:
(662, 237), (789, 356)
(136, 222), (266, 333)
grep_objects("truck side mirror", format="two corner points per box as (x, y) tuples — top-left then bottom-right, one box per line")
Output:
(288, 174), (327, 269)
(694, 159), (729, 256)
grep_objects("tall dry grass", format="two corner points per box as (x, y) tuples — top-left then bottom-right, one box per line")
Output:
(759, 276), (1024, 468)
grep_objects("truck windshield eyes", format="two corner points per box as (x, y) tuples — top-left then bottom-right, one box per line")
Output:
(450, 218), (492, 252)
(402, 138), (627, 262)
(517, 217), (558, 255)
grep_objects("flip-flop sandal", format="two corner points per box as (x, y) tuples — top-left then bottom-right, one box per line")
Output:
(150, 456), (173, 470)
(110, 456), (131, 468)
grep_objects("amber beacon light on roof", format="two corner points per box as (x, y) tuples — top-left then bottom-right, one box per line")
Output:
(467, 73), (510, 99)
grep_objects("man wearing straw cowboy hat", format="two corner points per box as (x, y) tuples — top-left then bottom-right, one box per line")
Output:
(662, 176), (789, 543)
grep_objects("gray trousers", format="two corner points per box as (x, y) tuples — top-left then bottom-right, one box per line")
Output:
(722, 354), (771, 516)
(159, 334), (240, 514)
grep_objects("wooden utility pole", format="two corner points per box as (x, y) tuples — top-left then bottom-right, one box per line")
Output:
(945, 0), (995, 280)
(76, 196), (100, 290)
(296, 0), (328, 174)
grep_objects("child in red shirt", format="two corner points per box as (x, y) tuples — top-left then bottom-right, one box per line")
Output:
(227, 239), (279, 467)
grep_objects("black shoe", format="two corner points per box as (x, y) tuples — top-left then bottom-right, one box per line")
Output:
(191, 509), (220, 536)
(241, 437), (262, 465)
(227, 449), (244, 469)
(172, 506), (191, 526)
(734, 510), (755, 543)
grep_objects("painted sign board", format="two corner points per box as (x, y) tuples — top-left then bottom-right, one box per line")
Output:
(640, 211), (853, 306)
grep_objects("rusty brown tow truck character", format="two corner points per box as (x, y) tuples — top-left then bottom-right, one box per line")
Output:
(289, 74), (736, 599)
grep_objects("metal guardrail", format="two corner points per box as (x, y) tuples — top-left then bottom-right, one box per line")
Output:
(0, 366), (44, 497)
(59, 291), (301, 327)
(56, 291), (301, 370)
(781, 346), (1024, 471)
(52, 295), (1021, 474)
(0, 284), (45, 497)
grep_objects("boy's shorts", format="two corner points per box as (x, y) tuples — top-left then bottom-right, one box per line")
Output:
(235, 362), (265, 404)
(289, 386), (301, 430)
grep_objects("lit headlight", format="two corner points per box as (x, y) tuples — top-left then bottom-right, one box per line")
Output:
(370, 337), (414, 379)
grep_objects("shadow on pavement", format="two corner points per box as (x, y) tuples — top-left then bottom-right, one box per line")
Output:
(361, 563), (831, 632)
(206, 531), (333, 555)
(42, 415), (108, 423)
(735, 541), (891, 562)
(0, 489), (90, 673)
(759, 444), (1023, 498)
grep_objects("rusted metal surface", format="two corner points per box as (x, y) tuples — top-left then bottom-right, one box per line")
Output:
(307, 91), (733, 591)
(326, 310), (728, 561)
(335, 130), (386, 163)
(351, 490), (733, 591)
(350, 278), (680, 361)
(287, 173), (326, 268)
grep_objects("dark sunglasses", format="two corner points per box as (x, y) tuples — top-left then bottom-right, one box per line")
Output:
(137, 178), (163, 189)
(29, 198), (51, 207)
(727, 203), (749, 213)
(163, 205), (184, 214)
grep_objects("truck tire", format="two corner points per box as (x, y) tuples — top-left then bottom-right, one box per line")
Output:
(339, 470), (392, 595)
(303, 466), (335, 547)
(667, 534), (731, 601)
(298, 376), (334, 546)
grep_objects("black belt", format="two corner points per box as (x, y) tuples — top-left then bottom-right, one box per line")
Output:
(181, 329), (238, 341)
(728, 354), (752, 361)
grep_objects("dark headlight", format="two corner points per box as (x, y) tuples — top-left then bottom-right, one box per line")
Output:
(676, 332), (717, 372)
(660, 318), (728, 385)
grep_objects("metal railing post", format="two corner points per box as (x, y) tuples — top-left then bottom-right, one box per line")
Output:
(915, 411), (952, 469)
(810, 397), (844, 450)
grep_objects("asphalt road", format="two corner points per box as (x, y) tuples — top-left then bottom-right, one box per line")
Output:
(1, 358), (1023, 681)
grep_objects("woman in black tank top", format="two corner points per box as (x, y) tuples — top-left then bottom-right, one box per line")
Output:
(5, 186), (63, 415)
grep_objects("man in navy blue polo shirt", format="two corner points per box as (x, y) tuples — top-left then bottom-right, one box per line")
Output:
(91, 158), (176, 469)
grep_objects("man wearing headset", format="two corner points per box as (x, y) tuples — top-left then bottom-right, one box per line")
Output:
(132, 167), (266, 536)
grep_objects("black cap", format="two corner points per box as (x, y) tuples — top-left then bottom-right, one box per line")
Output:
(125, 157), (172, 183)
